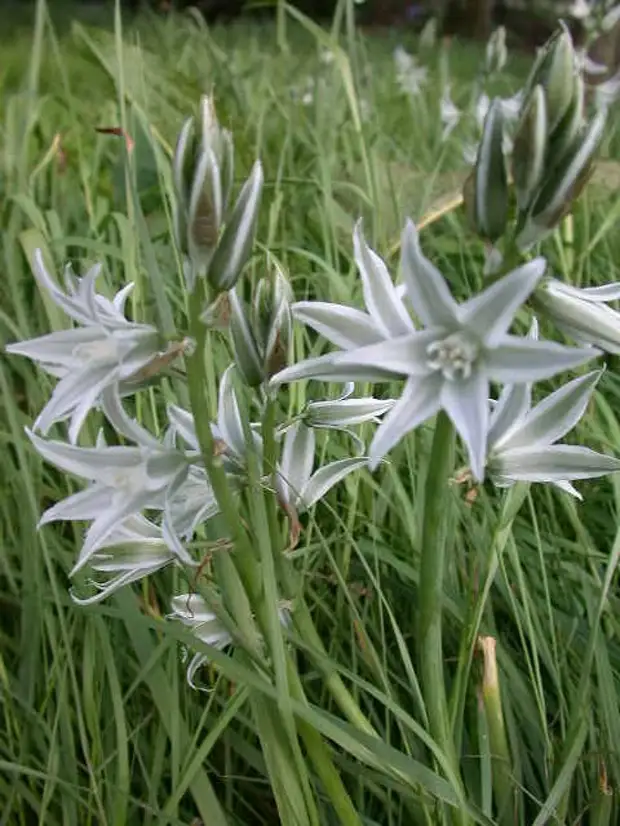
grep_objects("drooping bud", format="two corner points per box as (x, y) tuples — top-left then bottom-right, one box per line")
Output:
(512, 84), (547, 212)
(471, 99), (508, 241)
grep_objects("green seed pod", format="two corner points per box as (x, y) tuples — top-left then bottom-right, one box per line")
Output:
(473, 99), (508, 241)
(512, 84), (547, 213)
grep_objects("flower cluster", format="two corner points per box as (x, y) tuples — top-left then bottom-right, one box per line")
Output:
(7, 27), (620, 694)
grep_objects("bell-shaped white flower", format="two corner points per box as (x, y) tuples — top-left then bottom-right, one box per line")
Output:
(276, 422), (368, 512)
(300, 383), (394, 454)
(487, 368), (620, 496)
(71, 515), (176, 605)
(170, 594), (235, 688)
(536, 278), (620, 354)
(170, 594), (291, 689)
(29, 389), (188, 576)
(6, 250), (161, 443)
(273, 221), (599, 480)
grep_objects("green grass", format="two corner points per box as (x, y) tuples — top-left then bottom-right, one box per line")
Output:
(2, 2), (620, 824)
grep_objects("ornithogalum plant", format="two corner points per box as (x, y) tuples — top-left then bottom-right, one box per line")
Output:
(7, 22), (620, 826)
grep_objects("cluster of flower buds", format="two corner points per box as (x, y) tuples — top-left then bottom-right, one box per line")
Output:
(466, 24), (607, 248)
(173, 95), (263, 291)
(225, 263), (293, 387)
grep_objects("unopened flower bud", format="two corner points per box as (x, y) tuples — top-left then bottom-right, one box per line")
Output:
(172, 96), (262, 292)
(469, 99), (508, 241)
(518, 110), (605, 247)
(545, 71), (585, 167)
(206, 160), (263, 292)
(229, 288), (264, 387)
(252, 264), (293, 379)
(544, 27), (577, 133)
(512, 84), (547, 212)
(485, 26), (507, 75)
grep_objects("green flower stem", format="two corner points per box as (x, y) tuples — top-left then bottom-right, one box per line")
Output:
(417, 411), (469, 826)
(186, 283), (262, 635)
(479, 636), (514, 824)
(286, 658), (362, 826)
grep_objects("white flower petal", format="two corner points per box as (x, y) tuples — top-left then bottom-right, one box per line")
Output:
(353, 221), (413, 337)
(400, 220), (460, 328)
(441, 371), (489, 481)
(279, 423), (315, 504)
(5, 327), (104, 365)
(497, 370), (601, 452)
(167, 404), (199, 450)
(39, 484), (114, 526)
(299, 457), (368, 511)
(292, 301), (384, 349)
(336, 330), (439, 377)
(491, 445), (620, 483)
(101, 387), (161, 448)
(27, 429), (144, 482)
(459, 258), (546, 345)
(484, 337), (598, 382)
(487, 382), (532, 451)
(72, 490), (155, 574)
(368, 375), (442, 469)
(34, 363), (118, 438)
(270, 352), (399, 386)
(217, 366), (246, 459)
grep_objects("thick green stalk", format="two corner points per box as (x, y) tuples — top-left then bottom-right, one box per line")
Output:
(186, 284), (260, 605)
(417, 411), (468, 826)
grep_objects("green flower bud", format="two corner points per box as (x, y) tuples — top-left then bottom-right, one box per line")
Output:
(545, 71), (585, 168)
(472, 99), (508, 241)
(206, 160), (263, 292)
(512, 84), (547, 212)
(517, 111), (606, 248)
(544, 27), (577, 133)
(522, 26), (576, 135)
(187, 148), (223, 269)
(250, 264), (293, 379)
(229, 287), (265, 388)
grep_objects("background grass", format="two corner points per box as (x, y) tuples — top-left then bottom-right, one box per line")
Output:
(2, 2), (620, 824)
